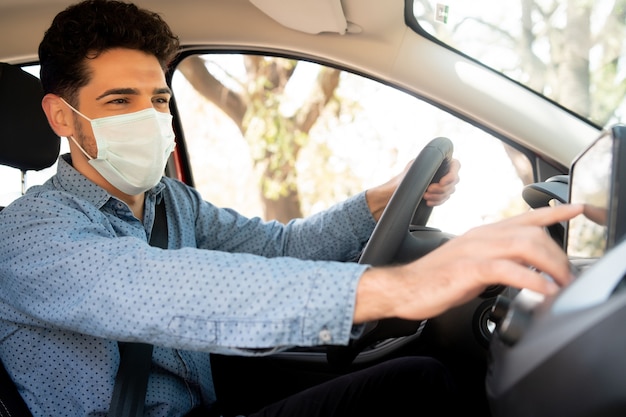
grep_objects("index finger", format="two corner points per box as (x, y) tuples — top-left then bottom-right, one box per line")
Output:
(502, 204), (584, 228)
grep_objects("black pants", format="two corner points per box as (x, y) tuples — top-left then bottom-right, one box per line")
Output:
(224, 356), (458, 417)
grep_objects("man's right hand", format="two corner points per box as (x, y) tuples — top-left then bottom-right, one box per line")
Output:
(353, 204), (583, 324)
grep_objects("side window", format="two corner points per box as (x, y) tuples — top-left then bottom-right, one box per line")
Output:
(171, 53), (532, 235)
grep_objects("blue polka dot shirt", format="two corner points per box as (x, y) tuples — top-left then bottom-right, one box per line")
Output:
(0, 154), (375, 416)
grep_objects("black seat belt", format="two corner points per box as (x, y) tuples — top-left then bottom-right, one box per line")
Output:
(108, 198), (168, 417)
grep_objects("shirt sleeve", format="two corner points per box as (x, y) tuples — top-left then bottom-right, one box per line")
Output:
(0, 186), (373, 355)
(165, 178), (376, 262)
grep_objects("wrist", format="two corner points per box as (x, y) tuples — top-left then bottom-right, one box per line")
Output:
(354, 266), (404, 323)
(365, 186), (393, 221)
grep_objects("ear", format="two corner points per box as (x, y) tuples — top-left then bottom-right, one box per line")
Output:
(41, 94), (75, 138)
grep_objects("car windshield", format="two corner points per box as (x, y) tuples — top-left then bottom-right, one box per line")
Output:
(409, 0), (626, 127)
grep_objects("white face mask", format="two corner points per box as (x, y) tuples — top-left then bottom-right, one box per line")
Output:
(61, 98), (176, 195)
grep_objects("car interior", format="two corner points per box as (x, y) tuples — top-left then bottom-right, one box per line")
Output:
(1, 0), (626, 416)
(3, 58), (626, 417)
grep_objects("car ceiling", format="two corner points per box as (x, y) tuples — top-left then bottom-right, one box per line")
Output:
(0, 0), (599, 167)
(0, 0), (398, 63)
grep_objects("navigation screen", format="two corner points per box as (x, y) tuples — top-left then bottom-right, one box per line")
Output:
(566, 131), (612, 259)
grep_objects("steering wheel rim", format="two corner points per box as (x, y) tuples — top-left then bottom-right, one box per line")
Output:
(326, 137), (454, 368)
(359, 136), (454, 266)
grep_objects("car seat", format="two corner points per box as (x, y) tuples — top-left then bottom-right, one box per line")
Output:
(0, 62), (60, 417)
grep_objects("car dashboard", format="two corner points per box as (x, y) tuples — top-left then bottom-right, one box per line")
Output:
(487, 124), (626, 417)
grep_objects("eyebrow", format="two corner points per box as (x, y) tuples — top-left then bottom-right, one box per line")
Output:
(95, 87), (173, 101)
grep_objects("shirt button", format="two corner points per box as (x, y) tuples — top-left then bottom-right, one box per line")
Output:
(319, 329), (332, 343)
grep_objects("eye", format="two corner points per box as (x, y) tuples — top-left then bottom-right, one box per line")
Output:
(153, 96), (171, 110)
(153, 96), (170, 104)
(106, 97), (130, 105)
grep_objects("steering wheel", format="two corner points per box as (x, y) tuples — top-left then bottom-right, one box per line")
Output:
(327, 137), (454, 368)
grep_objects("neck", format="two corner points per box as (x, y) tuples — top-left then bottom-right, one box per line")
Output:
(119, 193), (146, 221)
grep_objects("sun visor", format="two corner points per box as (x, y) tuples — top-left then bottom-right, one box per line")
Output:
(249, 0), (348, 34)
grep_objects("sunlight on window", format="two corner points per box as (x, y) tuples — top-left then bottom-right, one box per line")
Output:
(173, 54), (531, 235)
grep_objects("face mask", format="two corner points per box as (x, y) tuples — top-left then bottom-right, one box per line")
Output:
(61, 98), (176, 195)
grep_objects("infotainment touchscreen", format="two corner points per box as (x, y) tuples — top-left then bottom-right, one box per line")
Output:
(565, 125), (626, 259)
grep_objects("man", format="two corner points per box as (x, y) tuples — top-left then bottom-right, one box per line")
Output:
(0, 1), (581, 416)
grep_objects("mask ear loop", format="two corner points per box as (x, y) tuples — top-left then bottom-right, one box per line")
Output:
(59, 97), (93, 121)
(60, 98), (95, 161)
(68, 135), (94, 161)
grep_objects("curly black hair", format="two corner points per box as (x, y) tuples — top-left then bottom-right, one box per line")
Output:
(38, 0), (180, 102)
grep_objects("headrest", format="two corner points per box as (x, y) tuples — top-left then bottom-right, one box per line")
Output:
(0, 63), (60, 171)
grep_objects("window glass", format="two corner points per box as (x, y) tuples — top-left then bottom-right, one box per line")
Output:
(172, 54), (532, 235)
(410, 0), (626, 127)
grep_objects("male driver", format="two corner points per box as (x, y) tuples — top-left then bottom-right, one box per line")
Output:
(0, 1), (581, 416)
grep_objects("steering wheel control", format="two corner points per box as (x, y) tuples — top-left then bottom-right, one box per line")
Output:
(489, 289), (546, 346)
